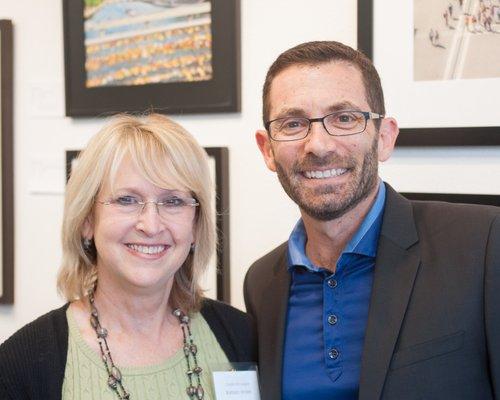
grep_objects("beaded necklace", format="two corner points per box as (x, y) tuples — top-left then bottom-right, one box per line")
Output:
(88, 289), (205, 399)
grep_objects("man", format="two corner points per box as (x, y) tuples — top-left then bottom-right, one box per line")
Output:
(244, 41), (500, 400)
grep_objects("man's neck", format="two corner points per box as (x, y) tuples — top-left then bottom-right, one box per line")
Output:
(302, 183), (380, 273)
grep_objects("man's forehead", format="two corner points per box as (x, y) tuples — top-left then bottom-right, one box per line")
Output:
(273, 60), (361, 82)
(268, 61), (368, 115)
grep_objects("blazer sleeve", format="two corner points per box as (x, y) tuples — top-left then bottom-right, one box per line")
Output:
(485, 214), (500, 398)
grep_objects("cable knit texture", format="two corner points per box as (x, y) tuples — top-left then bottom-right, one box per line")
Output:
(0, 299), (256, 400)
(62, 308), (228, 399)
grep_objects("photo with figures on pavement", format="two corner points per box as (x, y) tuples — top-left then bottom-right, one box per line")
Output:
(83, 0), (213, 88)
(414, 0), (500, 81)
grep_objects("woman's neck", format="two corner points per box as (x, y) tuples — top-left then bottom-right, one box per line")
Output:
(90, 275), (177, 339)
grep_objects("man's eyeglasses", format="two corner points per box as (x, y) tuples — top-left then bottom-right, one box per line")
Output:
(265, 110), (384, 142)
(98, 195), (199, 220)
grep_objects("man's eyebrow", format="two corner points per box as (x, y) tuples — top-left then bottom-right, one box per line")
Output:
(269, 107), (308, 120)
(325, 101), (362, 113)
(269, 101), (364, 121)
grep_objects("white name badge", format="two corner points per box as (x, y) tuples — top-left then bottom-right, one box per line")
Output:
(212, 370), (261, 400)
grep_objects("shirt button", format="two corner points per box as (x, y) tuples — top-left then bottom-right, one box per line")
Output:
(328, 314), (338, 325)
(328, 348), (340, 359)
(327, 279), (338, 288)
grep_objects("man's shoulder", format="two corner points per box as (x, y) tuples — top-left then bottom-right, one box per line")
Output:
(409, 199), (500, 227)
(247, 241), (288, 279)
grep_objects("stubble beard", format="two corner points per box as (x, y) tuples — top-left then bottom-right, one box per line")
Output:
(274, 138), (379, 221)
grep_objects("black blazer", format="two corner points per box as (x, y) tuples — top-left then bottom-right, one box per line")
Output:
(0, 298), (256, 400)
(244, 185), (500, 400)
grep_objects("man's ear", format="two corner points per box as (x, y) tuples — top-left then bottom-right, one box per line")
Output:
(377, 117), (399, 162)
(256, 129), (277, 172)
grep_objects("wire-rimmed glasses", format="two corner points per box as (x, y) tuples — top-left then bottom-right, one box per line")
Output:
(265, 110), (384, 142)
(97, 195), (199, 219)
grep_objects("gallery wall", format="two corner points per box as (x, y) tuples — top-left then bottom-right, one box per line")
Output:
(1, 0), (499, 342)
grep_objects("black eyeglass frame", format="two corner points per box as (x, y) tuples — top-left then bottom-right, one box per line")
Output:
(264, 110), (385, 142)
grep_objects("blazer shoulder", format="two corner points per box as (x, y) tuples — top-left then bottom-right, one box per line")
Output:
(200, 298), (256, 363)
(411, 200), (500, 230)
(246, 241), (288, 280)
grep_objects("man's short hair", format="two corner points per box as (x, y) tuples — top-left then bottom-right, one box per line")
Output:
(262, 41), (385, 127)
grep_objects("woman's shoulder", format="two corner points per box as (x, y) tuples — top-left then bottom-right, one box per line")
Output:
(0, 304), (70, 397)
(200, 298), (247, 321)
(0, 304), (69, 354)
(199, 298), (256, 363)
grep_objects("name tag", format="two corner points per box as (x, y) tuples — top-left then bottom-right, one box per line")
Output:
(212, 370), (260, 400)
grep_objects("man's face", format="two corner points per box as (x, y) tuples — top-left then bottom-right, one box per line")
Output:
(257, 61), (395, 221)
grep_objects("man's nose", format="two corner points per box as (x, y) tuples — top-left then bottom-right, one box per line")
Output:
(303, 120), (338, 156)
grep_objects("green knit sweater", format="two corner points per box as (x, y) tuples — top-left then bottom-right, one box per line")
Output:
(62, 308), (229, 400)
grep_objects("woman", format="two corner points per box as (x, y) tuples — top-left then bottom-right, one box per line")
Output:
(0, 114), (255, 399)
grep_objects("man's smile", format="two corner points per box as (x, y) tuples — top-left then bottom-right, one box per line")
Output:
(303, 168), (348, 179)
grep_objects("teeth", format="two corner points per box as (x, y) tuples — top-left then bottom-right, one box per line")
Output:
(304, 168), (347, 179)
(127, 244), (166, 254)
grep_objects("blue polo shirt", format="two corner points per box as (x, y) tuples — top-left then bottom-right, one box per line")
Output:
(282, 182), (386, 399)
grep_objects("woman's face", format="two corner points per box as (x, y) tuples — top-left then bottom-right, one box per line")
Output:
(84, 157), (196, 293)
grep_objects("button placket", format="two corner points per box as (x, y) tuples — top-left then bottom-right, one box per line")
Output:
(324, 273), (341, 371)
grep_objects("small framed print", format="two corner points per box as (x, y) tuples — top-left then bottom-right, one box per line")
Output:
(63, 0), (240, 116)
(358, 0), (500, 146)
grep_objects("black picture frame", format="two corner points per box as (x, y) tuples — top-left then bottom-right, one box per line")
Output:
(204, 147), (230, 303)
(65, 147), (231, 303)
(0, 20), (14, 304)
(401, 192), (500, 207)
(357, 0), (500, 146)
(63, 1), (240, 117)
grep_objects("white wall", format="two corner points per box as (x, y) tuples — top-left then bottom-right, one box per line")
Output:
(1, 0), (499, 343)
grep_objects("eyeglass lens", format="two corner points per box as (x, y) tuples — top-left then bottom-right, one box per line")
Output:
(270, 111), (367, 140)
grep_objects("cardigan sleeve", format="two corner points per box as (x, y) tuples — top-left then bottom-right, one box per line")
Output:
(0, 304), (69, 400)
(200, 298), (257, 364)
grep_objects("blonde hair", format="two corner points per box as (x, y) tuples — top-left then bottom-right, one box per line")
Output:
(57, 113), (215, 313)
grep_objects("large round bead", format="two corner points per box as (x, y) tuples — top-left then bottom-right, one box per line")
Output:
(173, 309), (182, 318)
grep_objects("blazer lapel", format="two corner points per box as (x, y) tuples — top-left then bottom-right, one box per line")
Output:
(258, 245), (290, 400)
(359, 186), (420, 400)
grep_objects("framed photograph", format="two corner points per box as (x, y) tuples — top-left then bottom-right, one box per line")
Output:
(358, 0), (500, 146)
(63, 0), (240, 117)
(0, 20), (14, 304)
(401, 192), (500, 207)
(65, 146), (231, 302)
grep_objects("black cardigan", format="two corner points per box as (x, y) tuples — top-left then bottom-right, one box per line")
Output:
(0, 299), (256, 400)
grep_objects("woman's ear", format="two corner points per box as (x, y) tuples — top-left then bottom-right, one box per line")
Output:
(82, 215), (94, 240)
